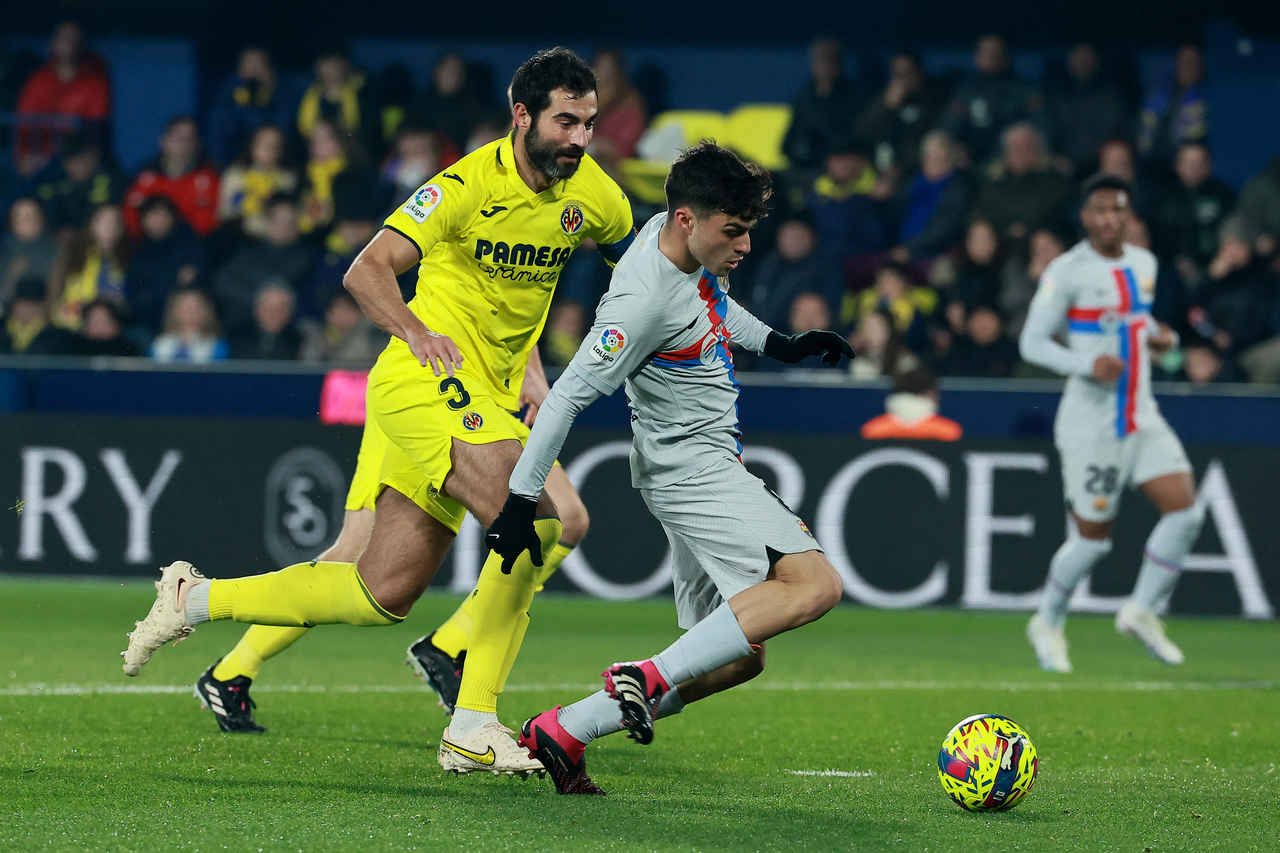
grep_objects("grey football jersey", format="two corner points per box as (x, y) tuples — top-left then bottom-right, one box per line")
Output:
(1020, 240), (1161, 439)
(564, 212), (772, 488)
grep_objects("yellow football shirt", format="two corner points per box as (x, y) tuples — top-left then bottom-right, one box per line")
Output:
(381, 133), (634, 410)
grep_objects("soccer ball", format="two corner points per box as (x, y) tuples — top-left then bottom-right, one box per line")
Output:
(937, 714), (1039, 811)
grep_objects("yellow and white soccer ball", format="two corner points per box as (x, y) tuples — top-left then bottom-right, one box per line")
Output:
(937, 714), (1039, 811)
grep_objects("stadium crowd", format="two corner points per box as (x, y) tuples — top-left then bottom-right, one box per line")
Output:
(2, 23), (1279, 386)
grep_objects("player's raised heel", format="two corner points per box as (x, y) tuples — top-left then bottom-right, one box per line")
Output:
(1115, 602), (1184, 665)
(194, 660), (265, 733)
(602, 661), (667, 746)
(405, 632), (465, 715)
(121, 560), (204, 676)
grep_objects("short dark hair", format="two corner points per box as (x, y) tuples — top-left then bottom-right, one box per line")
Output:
(1080, 172), (1132, 205)
(893, 367), (938, 396)
(509, 47), (596, 122)
(664, 141), (772, 222)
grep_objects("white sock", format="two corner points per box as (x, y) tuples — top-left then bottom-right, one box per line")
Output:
(448, 707), (497, 737)
(558, 687), (686, 745)
(1036, 529), (1111, 629)
(652, 602), (752, 687)
(184, 582), (211, 625)
(1131, 504), (1205, 611)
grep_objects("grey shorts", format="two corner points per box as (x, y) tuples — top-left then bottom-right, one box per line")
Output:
(641, 456), (822, 629)
(1056, 418), (1191, 522)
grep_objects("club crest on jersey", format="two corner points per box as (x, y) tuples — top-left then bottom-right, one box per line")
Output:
(1098, 310), (1123, 333)
(560, 203), (584, 235)
(461, 411), (484, 431)
(590, 326), (626, 364)
(402, 183), (443, 223)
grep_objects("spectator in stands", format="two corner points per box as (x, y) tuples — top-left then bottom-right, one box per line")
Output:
(1236, 156), (1280, 259)
(844, 261), (936, 354)
(48, 202), (127, 331)
(1185, 228), (1273, 377)
(1139, 44), (1209, 165)
(15, 21), (111, 175)
(150, 288), (227, 363)
(379, 126), (444, 207)
(299, 287), (383, 365)
(465, 119), (508, 154)
(1, 198), (58, 313)
(206, 47), (296, 167)
(782, 38), (863, 173)
(300, 178), (382, 319)
(849, 306), (918, 380)
(974, 122), (1071, 240)
(214, 193), (315, 334)
(29, 131), (124, 232)
(938, 304), (1020, 378)
(945, 218), (1003, 332)
(299, 118), (366, 234)
(296, 48), (379, 157)
(943, 34), (1041, 166)
(744, 218), (829, 331)
(809, 138), (884, 272)
(1047, 43), (1131, 175)
(861, 368), (962, 441)
(371, 62), (418, 153)
(589, 49), (647, 178)
(1098, 138), (1137, 184)
(217, 124), (298, 241)
(71, 298), (140, 357)
(1155, 142), (1235, 285)
(1, 276), (72, 354)
(408, 52), (497, 154)
(231, 281), (302, 360)
(854, 50), (942, 181)
(127, 195), (204, 334)
(123, 116), (221, 237)
(999, 226), (1066, 337)
(1181, 342), (1244, 385)
(888, 130), (974, 263)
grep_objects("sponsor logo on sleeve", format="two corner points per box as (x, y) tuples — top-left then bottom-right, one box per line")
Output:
(402, 183), (444, 223)
(590, 326), (626, 364)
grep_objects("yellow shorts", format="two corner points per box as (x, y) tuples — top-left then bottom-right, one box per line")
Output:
(364, 349), (531, 535)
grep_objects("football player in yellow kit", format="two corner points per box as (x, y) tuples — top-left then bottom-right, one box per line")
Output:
(123, 47), (635, 776)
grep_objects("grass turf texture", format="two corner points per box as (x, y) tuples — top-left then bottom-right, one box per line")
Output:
(2, 578), (1277, 852)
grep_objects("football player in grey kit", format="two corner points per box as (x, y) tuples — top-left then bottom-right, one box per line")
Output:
(483, 142), (852, 794)
(1021, 173), (1204, 673)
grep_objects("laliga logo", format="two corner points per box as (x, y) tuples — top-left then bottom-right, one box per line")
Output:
(461, 411), (484, 431)
(560, 204), (584, 235)
(600, 328), (625, 353)
(415, 184), (443, 208)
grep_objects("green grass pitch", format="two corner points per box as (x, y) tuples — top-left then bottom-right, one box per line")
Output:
(2, 577), (1277, 851)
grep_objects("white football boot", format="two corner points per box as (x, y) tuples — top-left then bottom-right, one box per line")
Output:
(121, 561), (204, 676)
(438, 721), (545, 777)
(1026, 613), (1072, 673)
(1115, 601), (1184, 665)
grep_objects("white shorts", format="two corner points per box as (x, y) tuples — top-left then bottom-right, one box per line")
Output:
(641, 456), (822, 629)
(1056, 418), (1191, 522)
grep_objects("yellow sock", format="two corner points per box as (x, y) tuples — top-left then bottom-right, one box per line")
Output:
(212, 625), (309, 681)
(536, 541), (573, 592)
(496, 610), (531, 693)
(432, 541), (574, 658)
(454, 518), (561, 713)
(207, 561), (402, 627)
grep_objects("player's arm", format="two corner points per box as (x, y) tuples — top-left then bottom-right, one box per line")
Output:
(343, 229), (463, 376)
(592, 181), (637, 268)
(519, 344), (550, 426)
(1018, 268), (1116, 380)
(725, 295), (852, 365)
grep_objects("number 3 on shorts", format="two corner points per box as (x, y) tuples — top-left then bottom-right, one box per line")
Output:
(439, 377), (471, 410)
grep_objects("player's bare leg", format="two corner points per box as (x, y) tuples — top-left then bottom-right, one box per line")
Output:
(1117, 471), (1203, 664)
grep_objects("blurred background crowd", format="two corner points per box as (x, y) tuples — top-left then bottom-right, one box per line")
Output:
(2, 21), (1279, 388)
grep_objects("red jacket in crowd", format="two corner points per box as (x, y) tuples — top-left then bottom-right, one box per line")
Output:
(123, 161), (221, 237)
(16, 53), (112, 165)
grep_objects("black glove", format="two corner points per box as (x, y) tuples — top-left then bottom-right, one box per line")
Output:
(764, 330), (855, 365)
(485, 493), (543, 573)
